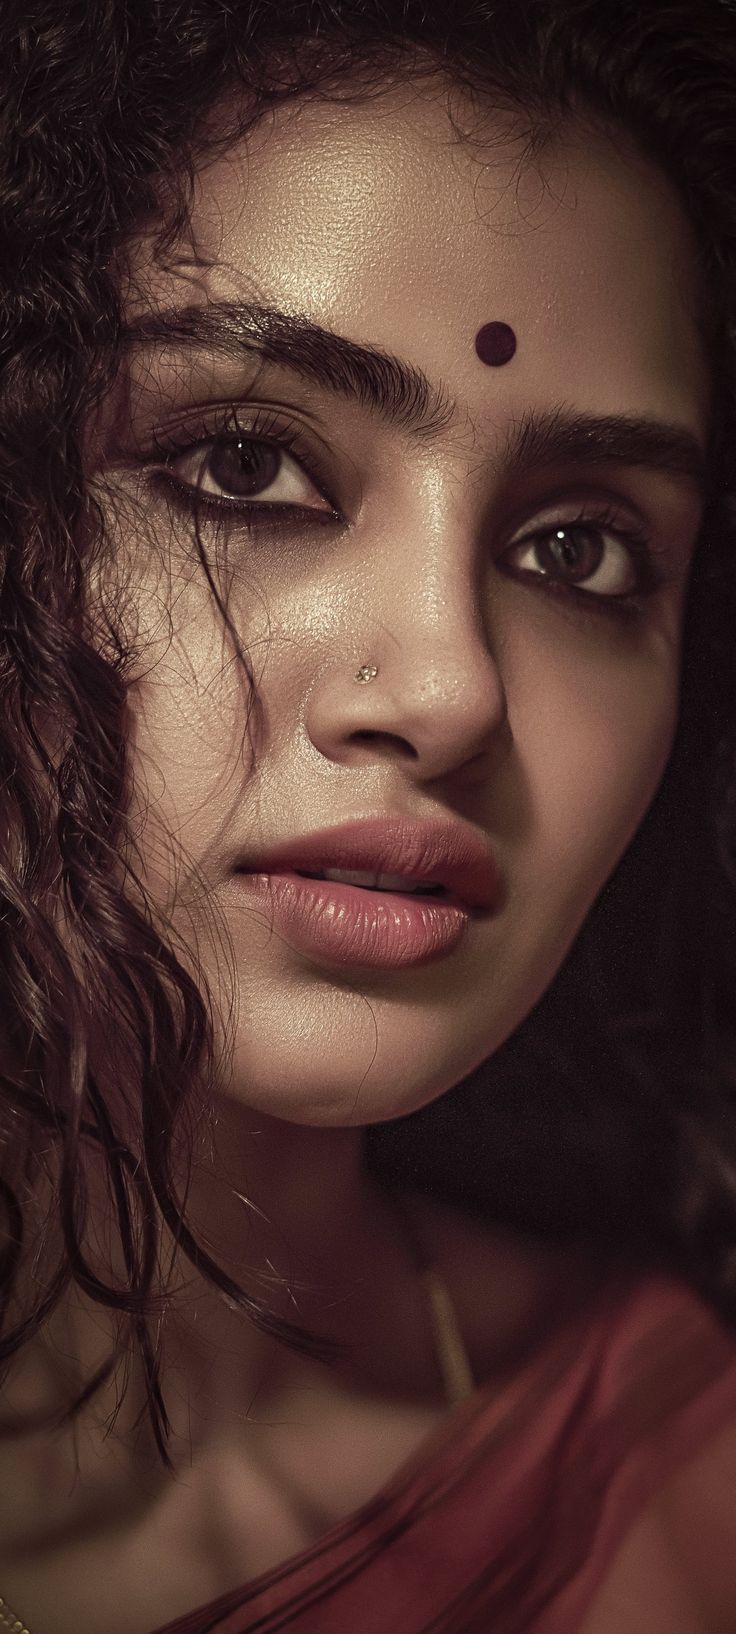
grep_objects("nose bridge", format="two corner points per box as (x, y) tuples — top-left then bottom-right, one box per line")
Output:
(366, 475), (498, 683)
(304, 476), (511, 781)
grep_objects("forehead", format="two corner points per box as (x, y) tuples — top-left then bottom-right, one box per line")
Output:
(128, 81), (709, 438)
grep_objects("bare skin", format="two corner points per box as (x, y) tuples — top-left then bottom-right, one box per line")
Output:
(0, 77), (718, 1633)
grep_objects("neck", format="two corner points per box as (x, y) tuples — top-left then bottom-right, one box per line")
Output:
(12, 1098), (598, 1474)
(14, 1107), (434, 1463)
(188, 1101), (380, 1301)
(166, 1101), (433, 1414)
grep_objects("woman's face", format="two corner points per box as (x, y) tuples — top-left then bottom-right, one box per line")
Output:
(105, 80), (708, 1125)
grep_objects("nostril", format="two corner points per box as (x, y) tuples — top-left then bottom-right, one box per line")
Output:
(351, 730), (419, 761)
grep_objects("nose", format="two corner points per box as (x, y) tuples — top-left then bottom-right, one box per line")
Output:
(304, 538), (509, 785)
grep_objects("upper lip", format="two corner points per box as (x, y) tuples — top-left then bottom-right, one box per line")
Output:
(237, 816), (500, 911)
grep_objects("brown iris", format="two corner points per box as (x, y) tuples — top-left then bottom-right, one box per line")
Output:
(537, 526), (605, 583)
(207, 437), (280, 496)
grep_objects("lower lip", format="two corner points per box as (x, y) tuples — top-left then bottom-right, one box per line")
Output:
(233, 871), (472, 969)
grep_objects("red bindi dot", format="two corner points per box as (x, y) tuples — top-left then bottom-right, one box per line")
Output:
(474, 321), (517, 366)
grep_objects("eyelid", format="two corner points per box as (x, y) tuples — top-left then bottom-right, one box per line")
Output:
(498, 502), (663, 611)
(502, 476), (651, 535)
(146, 403), (342, 515)
(508, 504), (650, 559)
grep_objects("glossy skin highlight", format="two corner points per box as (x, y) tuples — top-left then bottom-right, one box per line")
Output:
(111, 84), (706, 1130)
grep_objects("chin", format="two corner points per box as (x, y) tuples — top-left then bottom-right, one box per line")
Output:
(216, 1035), (496, 1129)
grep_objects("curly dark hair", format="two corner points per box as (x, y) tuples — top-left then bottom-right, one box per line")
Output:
(2, 0), (736, 1461)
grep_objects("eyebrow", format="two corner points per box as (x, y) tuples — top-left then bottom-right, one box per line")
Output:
(123, 299), (455, 438)
(502, 403), (709, 496)
(123, 298), (708, 494)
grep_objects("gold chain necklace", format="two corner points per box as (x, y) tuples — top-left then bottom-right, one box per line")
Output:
(394, 1191), (475, 1407)
(0, 1596), (30, 1633)
(0, 1210), (474, 1634)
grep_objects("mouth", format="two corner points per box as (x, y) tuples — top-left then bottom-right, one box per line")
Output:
(234, 814), (501, 915)
(292, 868), (449, 899)
(232, 866), (472, 969)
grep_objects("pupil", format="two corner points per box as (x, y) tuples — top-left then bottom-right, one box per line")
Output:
(544, 526), (603, 582)
(208, 437), (280, 496)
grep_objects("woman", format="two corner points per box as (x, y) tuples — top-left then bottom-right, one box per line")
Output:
(2, 0), (736, 1628)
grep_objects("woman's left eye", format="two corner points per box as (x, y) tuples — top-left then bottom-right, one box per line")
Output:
(163, 434), (334, 514)
(502, 520), (644, 598)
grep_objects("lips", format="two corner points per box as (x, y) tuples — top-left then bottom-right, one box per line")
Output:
(236, 816), (500, 912)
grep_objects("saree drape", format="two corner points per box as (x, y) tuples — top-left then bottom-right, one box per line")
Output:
(153, 1271), (736, 1634)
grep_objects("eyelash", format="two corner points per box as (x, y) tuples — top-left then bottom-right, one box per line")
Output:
(149, 405), (338, 523)
(503, 506), (659, 620)
(145, 407), (662, 618)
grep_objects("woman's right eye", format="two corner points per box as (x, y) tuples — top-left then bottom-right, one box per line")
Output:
(160, 433), (336, 517)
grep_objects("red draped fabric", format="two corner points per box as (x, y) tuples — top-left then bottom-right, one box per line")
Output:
(152, 1273), (736, 1634)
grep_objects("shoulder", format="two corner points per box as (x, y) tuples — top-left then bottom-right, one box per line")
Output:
(654, 1385), (736, 1632)
(577, 1274), (736, 1634)
(577, 1411), (736, 1634)
(442, 1249), (736, 1634)
(408, 1208), (736, 1630)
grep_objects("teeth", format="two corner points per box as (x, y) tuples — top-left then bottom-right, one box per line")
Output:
(310, 868), (440, 894)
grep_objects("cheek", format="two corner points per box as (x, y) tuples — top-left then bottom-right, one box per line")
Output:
(514, 632), (680, 912)
(123, 595), (250, 898)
